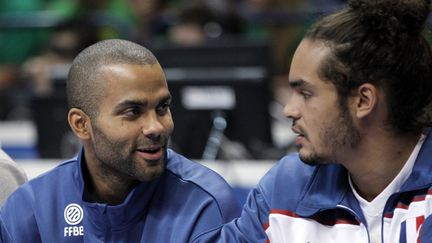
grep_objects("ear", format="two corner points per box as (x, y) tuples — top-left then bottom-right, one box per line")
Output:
(353, 83), (378, 119)
(68, 108), (91, 140)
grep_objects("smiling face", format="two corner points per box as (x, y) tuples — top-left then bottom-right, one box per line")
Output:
(284, 39), (361, 165)
(86, 63), (173, 182)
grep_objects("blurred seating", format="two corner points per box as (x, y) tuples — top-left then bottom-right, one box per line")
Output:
(0, 0), (345, 159)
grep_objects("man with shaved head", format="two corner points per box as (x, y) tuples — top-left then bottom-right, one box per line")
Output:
(0, 39), (240, 242)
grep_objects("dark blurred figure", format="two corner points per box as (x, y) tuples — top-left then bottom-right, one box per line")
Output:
(0, 0), (53, 120)
(164, 0), (246, 46)
(22, 18), (100, 97)
(0, 0), (135, 119)
(126, 0), (171, 45)
(236, 0), (309, 152)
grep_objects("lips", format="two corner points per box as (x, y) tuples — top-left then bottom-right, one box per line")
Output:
(291, 126), (306, 146)
(291, 127), (300, 135)
(295, 135), (305, 146)
(291, 126), (305, 136)
(136, 146), (164, 162)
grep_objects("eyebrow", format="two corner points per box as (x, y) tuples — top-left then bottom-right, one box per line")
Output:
(288, 79), (313, 89)
(160, 94), (172, 104)
(114, 94), (172, 112)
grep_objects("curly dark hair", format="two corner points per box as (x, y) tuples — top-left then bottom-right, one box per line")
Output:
(305, 0), (432, 134)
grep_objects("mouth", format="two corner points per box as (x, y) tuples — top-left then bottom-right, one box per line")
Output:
(136, 146), (165, 162)
(291, 126), (305, 136)
(295, 134), (305, 146)
(291, 127), (306, 146)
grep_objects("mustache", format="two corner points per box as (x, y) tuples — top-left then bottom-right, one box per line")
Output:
(291, 121), (307, 138)
(134, 135), (170, 149)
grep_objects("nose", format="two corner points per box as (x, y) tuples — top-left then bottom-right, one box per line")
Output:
(283, 102), (301, 120)
(142, 112), (165, 139)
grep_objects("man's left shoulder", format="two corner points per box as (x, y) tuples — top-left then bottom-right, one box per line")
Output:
(166, 149), (233, 191)
(165, 149), (240, 211)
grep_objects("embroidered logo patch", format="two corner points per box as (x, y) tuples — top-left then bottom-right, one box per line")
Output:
(64, 203), (83, 225)
(63, 203), (84, 237)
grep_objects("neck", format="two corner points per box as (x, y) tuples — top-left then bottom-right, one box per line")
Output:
(343, 130), (421, 201)
(83, 152), (138, 205)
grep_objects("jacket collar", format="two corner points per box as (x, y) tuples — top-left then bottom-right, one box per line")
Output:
(399, 128), (432, 191)
(295, 164), (350, 217)
(74, 148), (163, 229)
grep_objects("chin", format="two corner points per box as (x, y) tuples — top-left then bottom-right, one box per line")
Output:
(139, 174), (162, 182)
(301, 152), (335, 166)
(299, 150), (325, 166)
(299, 156), (319, 166)
(138, 165), (165, 182)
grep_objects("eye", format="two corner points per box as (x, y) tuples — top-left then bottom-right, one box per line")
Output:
(300, 90), (312, 100)
(156, 101), (171, 115)
(124, 106), (142, 118)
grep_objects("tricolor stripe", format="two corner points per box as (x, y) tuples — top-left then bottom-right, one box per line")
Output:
(264, 208), (359, 228)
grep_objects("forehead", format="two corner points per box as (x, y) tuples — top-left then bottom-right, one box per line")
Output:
(289, 39), (331, 85)
(98, 63), (169, 103)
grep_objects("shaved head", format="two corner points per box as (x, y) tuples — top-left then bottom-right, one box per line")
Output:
(67, 39), (159, 117)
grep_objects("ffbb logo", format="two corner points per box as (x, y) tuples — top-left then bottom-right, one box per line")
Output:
(64, 203), (84, 237)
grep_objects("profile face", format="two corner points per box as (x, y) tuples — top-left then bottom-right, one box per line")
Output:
(284, 39), (360, 165)
(89, 63), (174, 181)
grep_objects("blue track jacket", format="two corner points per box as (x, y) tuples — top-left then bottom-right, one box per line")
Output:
(0, 149), (241, 242)
(195, 129), (432, 243)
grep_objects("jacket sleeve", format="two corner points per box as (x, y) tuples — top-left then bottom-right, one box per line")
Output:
(193, 154), (308, 243)
(193, 184), (270, 243)
(220, 184), (270, 243)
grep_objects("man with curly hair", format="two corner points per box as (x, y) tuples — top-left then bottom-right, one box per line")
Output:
(195, 0), (432, 242)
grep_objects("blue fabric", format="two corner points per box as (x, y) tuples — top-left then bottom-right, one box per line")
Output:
(0, 149), (241, 242)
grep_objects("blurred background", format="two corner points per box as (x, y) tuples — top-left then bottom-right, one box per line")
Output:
(0, 0), (345, 166)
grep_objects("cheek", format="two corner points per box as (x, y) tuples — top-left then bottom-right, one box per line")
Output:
(163, 116), (174, 134)
(101, 122), (142, 143)
(306, 114), (329, 141)
(304, 110), (323, 129)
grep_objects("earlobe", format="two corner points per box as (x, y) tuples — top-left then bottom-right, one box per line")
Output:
(355, 83), (377, 119)
(68, 108), (91, 140)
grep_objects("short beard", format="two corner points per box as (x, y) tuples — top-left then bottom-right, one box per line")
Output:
(299, 152), (331, 166)
(299, 99), (361, 166)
